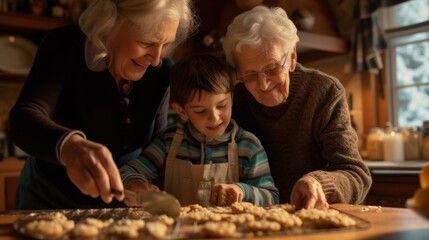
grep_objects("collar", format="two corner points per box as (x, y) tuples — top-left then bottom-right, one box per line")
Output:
(186, 120), (238, 145)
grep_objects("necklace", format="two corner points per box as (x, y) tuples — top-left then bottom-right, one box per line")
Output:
(120, 80), (133, 105)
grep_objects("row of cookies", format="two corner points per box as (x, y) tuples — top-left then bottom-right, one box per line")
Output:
(178, 202), (357, 238)
(19, 212), (174, 239)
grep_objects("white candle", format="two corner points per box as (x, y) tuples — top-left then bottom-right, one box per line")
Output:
(383, 130), (405, 162)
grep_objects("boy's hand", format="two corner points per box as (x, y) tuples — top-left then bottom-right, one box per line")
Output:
(210, 183), (243, 206)
(123, 180), (160, 206)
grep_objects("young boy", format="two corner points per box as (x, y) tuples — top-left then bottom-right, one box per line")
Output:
(119, 53), (279, 207)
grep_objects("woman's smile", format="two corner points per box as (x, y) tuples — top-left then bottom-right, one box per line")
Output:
(131, 59), (147, 69)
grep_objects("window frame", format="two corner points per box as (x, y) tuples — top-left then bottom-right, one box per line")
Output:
(385, 21), (429, 127)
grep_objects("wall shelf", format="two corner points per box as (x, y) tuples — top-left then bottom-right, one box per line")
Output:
(297, 31), (348, 53)
(0, 72), (27, 83)
(297, 31), (349, 62)
(0, 12), (72, 31)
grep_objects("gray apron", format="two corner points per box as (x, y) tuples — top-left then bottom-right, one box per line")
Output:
(164, 123), (239, 206)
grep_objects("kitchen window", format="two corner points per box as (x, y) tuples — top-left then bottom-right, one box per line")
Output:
(380, 0), (429, 127)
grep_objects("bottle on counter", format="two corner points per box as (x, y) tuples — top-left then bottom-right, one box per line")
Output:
(383, 125), (404, 162)
(422, 121), (429, 161)
(402, 127), (422, 161)
(366, 127), (384, 161)
(0, 131), (5, 159)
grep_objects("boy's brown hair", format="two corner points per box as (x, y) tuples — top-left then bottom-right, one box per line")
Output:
(169, 53), (233, 107)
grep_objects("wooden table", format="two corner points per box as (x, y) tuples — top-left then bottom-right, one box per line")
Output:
(0, 204), (429, 239)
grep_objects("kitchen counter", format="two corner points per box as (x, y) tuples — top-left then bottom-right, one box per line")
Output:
(365, 160), (427, 174)
(0, 204), (429, 239)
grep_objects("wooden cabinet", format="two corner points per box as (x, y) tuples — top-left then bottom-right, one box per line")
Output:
(365, 170), (420, 207)
(0, 157), (24, 211)
(364, 161), (424, 208)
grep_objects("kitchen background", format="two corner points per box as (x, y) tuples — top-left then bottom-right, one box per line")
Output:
(0, 0), (428, 160)
(0, 0), (428, 211)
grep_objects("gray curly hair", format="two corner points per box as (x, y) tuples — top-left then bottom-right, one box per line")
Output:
(79, 0), (198, 71)
(222, 5), (299, 68)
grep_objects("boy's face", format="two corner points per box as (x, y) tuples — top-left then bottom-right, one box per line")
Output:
(174, 91), (232, 139)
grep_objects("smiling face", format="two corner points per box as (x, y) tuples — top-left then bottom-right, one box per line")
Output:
(173, 91), (232, 139)
(234, 44), (297, 107)
(107, 20), (179, 83)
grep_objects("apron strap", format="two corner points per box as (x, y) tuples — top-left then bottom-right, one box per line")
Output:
(227, 120), (239, 182)
(164, 123), (185, 191)
(167, 123), (184, 159)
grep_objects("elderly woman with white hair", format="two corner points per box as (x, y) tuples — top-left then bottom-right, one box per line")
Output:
(9, 0), (198, 209)
(223, 5), (372, 210)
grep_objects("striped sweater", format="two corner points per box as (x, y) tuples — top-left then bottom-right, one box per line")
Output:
(120, 120), (279, 206)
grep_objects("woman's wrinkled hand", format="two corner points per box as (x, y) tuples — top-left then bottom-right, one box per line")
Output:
(290, 176), (329, 210)
(123, 180), (160, 206)
(60, 133), (124, 204)
(210, 183), (243, 206)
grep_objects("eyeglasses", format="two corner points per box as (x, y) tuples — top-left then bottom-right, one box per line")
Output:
(238, 54), (288, 84)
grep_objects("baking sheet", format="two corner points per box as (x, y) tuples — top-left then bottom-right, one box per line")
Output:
(13, 206), (371, 239)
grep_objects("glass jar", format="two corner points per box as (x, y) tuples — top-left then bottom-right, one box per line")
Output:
(366, 128), (384, 161)
(402, 127), (422, 161)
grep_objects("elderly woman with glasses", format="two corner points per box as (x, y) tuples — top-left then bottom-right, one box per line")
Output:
(223, 5), (372, 210)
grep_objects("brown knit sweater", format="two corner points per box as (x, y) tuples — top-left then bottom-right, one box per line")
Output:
(232, 63), (372, 204)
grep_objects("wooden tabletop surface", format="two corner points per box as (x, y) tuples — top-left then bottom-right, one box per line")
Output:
(0, 203), (429, 239)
